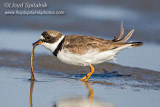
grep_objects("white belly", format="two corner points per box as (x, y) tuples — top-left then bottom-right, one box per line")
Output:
(57, 44), (131, 66)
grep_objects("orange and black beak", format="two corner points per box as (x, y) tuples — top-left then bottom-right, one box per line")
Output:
(32, 40), (42, 46)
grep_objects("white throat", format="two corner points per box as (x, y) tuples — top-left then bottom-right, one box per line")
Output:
(41, 35), (65, 53)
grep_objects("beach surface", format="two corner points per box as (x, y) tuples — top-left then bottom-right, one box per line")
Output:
(0, 50), (160, 107)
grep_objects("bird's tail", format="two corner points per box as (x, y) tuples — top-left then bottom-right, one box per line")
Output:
(129, 42), (143, 47)
(112, 22), (143, 47)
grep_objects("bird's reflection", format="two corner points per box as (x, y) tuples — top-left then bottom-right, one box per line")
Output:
(83, 82), (94, 102)
(29, 80), (34, 107)
(29, 80), (113, 107)
(54, 82), (113, 107)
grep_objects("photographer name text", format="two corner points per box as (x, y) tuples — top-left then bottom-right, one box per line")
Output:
(4, 2), (48, 9)
(3, 2), (66, 15)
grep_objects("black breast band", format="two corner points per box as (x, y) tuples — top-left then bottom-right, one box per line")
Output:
(53, 36), (65, 57)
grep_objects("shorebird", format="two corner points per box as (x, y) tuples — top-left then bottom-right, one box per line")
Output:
(33, 23), (143, 81)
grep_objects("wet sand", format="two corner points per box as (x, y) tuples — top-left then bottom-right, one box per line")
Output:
(0, 50), (160, 90)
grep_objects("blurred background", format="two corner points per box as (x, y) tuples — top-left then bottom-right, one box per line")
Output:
(0, 0), (160, 71)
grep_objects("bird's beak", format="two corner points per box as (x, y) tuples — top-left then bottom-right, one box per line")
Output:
(32, 40), (42, 46)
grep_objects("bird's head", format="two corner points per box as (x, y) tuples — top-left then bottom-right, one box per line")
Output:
(33, 30), (65, 53)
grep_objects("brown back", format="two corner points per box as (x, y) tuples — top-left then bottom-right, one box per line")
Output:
(62, 35), (127, 54)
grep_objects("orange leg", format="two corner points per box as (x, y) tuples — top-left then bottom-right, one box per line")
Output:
(80, 64), (95, 82)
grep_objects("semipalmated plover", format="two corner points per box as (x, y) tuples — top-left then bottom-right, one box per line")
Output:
(33, 23), (143, 81)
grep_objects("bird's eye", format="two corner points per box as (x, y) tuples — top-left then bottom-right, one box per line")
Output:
(46, 35), (51, 40)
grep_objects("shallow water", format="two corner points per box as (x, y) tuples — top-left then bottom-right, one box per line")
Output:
(0, 67), (160, 107)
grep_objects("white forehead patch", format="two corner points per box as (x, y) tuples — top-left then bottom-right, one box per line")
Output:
(40, 35), (45, 39)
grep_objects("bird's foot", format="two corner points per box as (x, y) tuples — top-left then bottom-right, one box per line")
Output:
(80, 63), (95, 82)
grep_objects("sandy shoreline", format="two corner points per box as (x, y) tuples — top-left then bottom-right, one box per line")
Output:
(0, 50), (159, 90)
